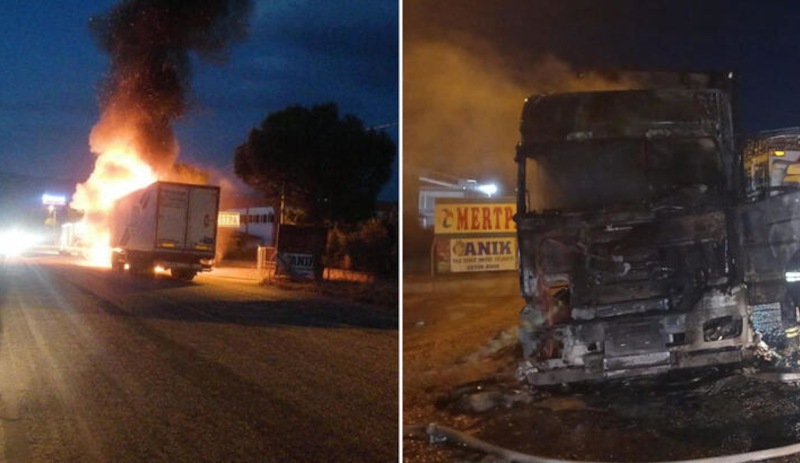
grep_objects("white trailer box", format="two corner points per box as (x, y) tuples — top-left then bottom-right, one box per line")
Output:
(110, 181), (220, 280)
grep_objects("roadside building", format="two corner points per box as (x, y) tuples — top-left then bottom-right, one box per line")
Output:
(416, 170), (499, 228)
(227, 206), (277, 245)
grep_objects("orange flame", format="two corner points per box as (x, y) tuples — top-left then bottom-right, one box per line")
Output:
(71, 141), (157, 267)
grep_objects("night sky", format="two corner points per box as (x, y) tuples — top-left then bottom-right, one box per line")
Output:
(404, 0), (800, 196)
(0, 1), (398, 199)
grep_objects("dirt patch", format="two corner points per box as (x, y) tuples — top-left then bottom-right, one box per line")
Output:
(404, 288), (522, 461)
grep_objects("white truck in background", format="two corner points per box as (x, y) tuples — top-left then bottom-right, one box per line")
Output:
(110, 181), (220, 280)
(59, 222), (84, 256)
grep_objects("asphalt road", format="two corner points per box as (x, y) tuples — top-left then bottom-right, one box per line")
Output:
(0, 255), (398, 462)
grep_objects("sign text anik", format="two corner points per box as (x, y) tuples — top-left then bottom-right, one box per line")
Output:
(461, 240), (512, 256)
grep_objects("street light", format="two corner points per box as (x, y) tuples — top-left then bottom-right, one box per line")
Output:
(477, 183), (498, 197)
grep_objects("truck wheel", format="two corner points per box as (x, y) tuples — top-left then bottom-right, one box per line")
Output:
(130, 260), (153, 277)
(111, 253), (124, 272)
(171, 269), (196, 281)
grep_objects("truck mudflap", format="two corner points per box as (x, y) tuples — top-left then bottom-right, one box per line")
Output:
(518, 285), (756, 386)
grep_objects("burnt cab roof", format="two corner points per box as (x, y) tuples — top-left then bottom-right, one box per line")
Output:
(517, 88), (733, 155)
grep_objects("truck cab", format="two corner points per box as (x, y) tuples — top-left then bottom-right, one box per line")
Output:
(514, 77), (761, 385)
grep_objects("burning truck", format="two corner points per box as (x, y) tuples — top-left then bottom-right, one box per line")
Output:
(60, 0), (250, 276)
(515, 72), (800, 385)
(60, 181), (220, 281)
(109, 181), (220, 280)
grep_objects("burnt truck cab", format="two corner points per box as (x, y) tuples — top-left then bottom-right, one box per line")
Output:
(514, 85), (762, 385)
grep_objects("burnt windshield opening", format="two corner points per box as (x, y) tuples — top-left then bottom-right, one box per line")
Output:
(519, 137), (723, 213)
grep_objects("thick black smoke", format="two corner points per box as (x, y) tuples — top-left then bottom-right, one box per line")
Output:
(89, 0), (252, 170)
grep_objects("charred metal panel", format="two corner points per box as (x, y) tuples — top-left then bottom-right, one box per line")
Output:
(604, 322), (668, 357)
(736, 190), (800, 346)
(572, 297), (670, 321)
(751, 302), (784, 345)
(517, 89), (738, 202)
(519, 90), (729, 146)
(517, 285), (752, 385)
(604, 352), (671, 372)
(738, 190), (800, 284)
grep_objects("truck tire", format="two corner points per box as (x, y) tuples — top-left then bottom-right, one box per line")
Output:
(171, 269), (196, 281)
(129, 258), (153, 277)
(111, 252), (125, 272)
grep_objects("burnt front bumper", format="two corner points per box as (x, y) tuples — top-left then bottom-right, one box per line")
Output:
(518, 286), (755, 386)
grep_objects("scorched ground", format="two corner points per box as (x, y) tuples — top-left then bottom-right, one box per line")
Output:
(403, 274), (800, 463)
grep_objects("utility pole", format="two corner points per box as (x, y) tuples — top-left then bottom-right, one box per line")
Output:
(274, 181), (285, 249)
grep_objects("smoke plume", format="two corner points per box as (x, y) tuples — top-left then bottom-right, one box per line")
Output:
(88, 0), (252, 175)
(68, 0), (253, 266)
(403, 39), (639, 195)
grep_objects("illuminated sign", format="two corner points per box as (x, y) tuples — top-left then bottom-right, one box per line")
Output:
(42, 193), (66, 206)
(218, 211), (240, 228)
(449, 237), (517, 272)
(434, 202), (516, 235)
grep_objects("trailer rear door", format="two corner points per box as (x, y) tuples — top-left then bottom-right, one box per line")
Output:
(156, 184), (189, 250)
(186, 186), (219, 252)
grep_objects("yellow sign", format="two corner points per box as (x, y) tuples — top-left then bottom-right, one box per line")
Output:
(218, 211), (241, 228)
(450, 237), (517, 272)
(434, 202), (516, 235)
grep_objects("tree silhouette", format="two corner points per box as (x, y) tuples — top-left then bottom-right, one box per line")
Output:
(234, 103), (395, 224)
